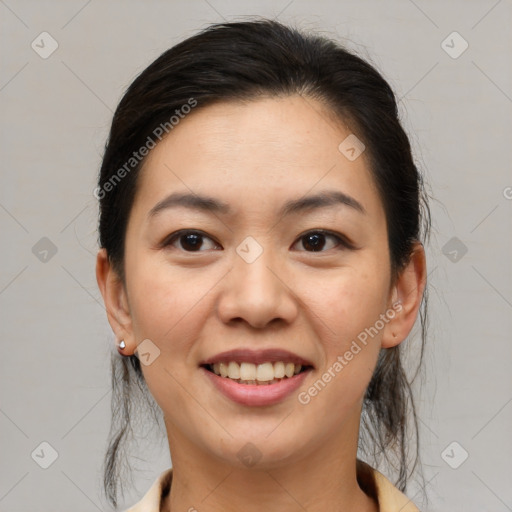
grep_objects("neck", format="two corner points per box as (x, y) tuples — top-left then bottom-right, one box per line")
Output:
(162, 410), (379, 512)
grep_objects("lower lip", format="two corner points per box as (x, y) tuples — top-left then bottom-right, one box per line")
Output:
(200, 366), (312, 407)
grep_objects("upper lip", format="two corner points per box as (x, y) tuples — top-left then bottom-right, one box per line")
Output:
(199, 348), (314, 367)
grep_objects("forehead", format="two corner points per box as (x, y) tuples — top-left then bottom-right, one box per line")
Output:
(130, 95), (383, 223)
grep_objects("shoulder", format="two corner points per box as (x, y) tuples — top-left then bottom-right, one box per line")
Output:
(357, 459), (421, 512)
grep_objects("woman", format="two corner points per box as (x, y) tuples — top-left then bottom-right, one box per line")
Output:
(96, 18), (430, 512)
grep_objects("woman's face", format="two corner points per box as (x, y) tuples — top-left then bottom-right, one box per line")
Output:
(109, 95), (406, 468)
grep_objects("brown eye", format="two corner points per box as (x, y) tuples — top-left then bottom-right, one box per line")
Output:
(163, 230), (219, 252)
(292, 230), (352, 252)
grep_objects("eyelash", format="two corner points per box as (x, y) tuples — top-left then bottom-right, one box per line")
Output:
(161, 229), (356, 253)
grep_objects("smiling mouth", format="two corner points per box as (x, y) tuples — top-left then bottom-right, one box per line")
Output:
(201, 361), (313, 385)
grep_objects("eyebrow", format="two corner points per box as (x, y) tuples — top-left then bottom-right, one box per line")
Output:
(147, 189), (366, 220)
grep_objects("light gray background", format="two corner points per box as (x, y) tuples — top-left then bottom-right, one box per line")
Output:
(1, 1), (511, 511)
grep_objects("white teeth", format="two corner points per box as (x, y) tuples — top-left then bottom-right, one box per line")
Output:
(274, 361), (285, 378)
(209, 361), (305, 382)
(240, 362), (256, 380)
(219, 362), (229, 378)
(228, 361), (240, 379)
(256, 362), (274, 381)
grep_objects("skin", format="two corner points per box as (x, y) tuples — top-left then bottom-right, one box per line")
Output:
(96, 95), (426, 512)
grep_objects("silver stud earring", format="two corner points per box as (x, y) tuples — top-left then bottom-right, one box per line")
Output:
(119, 340), (126, 350)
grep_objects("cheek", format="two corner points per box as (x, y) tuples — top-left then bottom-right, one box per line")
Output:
(128, 263), (209, 413)
(297, 267), (387, 423)
(126, 258), (206, 349)
(306, 262), (389, 352)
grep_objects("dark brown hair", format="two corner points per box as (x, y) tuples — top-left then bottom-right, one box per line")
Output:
(97, 18), (431, 509)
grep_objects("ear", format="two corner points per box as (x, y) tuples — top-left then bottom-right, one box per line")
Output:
(381, 241), (427, 349)
(96, 248), (135, 355)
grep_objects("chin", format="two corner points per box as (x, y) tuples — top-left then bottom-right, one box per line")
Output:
(206, 433), (309, 471)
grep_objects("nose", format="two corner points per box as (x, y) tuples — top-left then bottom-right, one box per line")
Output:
(216, 247), (298, 329)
